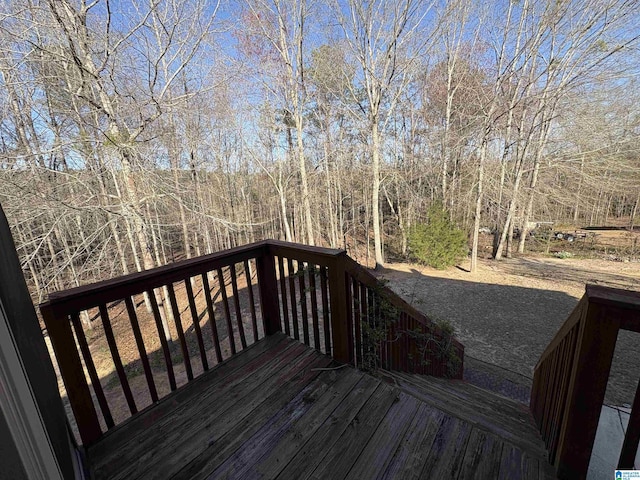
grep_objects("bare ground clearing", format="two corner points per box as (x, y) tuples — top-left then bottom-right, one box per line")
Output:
(377, 256), (640, 406)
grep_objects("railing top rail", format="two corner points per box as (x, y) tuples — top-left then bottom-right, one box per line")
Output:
(534, 296), (587, 371)
(41, 241), (268, 314)
(535, 284), (640, 370)
(265, 240), (345, 265)
(586, 284), (640, 311)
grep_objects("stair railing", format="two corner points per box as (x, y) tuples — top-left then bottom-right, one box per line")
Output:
(531, 284), (640, 479)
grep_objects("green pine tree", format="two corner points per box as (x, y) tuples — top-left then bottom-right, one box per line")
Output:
(408, 204), (468, 269)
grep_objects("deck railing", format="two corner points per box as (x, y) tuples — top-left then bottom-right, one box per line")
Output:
(41, 240), (463, 447)
(531, 284), (640, 479)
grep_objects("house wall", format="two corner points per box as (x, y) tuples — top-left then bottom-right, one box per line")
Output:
(0, 204), (76, 479)
(0, 407), (28, 479)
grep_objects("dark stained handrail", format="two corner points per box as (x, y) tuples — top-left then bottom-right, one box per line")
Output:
(531, 284), (640, 479)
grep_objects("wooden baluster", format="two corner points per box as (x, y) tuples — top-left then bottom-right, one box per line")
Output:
(404, 314), (411, 372)
(230, 264), (247, 349)
(256, 250), (281, 336)
(166, 284), (193, 381)
(391, 310), (399, 370)
(320, 266), (331, 355)
(201, 273), (223, 363)
(297, 261), (310, 346)
(147, 291), (177, 391)
(216, 268), (236, 355)
(243, 259), (259, 343)
(409, 317), (417, 373)
(352, 277), (362, 368)
(309, 265), (320, 351)
(98, 304), (137, 415)
(549, 337), (571, 456)
(367, 286), (375, 367)
(287, 258), (299, 340)
(618, 376), (640, 469)
(124, 297), (158, 402)
(69, 311), (114, 428)
(360, 283), (368, 367)
(277, 257), (291, 337)
(42, 304), (102, 445)
(184, 278), (208, 371)
(542, 345), (561, 447)
(374, 290), (382, 368)
(554, 329), (578, 454)
(383, 296), (391, 371)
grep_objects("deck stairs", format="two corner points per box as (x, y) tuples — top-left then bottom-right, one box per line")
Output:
(383, 370), (554, 478)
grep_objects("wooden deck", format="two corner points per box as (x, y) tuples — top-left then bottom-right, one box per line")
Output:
(86, 334), (554, 480)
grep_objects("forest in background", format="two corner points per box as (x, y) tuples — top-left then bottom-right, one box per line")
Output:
(1, 0), (639, 306)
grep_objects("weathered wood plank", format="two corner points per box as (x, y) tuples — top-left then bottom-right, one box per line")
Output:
(307, 383), (398, 479)
(274, 376), (381, 480)
(85, 333), (553, 480)
(344, 392), (421, 479)
(418, 415), (472, 479)
(390, 371), (545, 456)
(106, 341), (313, 480)
(380, 403), (447, 480)
(498, 444), (539, 480)
(215, 368), (362, 479)
(456, 428), (504, 480)
(88, 334), (290, 468)
(172, 354), (332, 480)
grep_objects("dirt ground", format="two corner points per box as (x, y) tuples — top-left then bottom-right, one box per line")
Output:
(377, 255), (640, 406)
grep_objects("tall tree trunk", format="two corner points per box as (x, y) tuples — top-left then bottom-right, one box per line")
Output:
(471, 143), (485, 273)
(371, 119), (384, 268)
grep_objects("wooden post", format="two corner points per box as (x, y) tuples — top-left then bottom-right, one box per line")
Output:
(256, 248), (281, 336)
(41, 304), (102, 446)
(328, 253), (353, 364)
(555, 302), (619, 479)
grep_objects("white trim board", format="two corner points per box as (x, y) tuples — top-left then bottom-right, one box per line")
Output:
(0, 296), (64, 480)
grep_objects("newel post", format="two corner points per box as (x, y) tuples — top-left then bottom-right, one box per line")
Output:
(40, 303), (102, 446)
(256, 246), (282, 336)
(328, 252), (353, 364)
(555, 299), (619, 479)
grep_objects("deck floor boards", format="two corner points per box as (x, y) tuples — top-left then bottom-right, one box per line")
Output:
(86, 334), (555, 480)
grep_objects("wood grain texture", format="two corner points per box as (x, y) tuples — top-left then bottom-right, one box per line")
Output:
(87, 335), (552, 480)
(274, 376), (381, 480)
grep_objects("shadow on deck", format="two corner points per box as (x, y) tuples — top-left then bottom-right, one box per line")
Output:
(86, 334), (554, 480)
